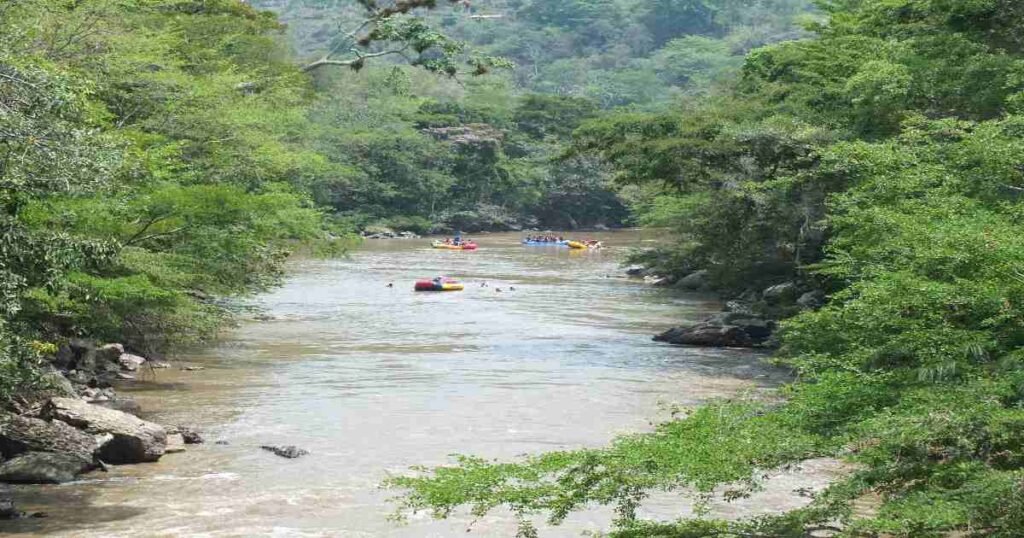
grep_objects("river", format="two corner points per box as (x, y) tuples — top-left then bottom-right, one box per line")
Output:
(6, 231), (833, 537)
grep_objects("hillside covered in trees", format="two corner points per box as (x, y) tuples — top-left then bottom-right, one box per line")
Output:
(250, 0), (814, 232)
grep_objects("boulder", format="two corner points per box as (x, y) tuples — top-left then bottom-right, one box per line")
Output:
(797, 290), (825, 310)
(98, 343), (124, 356)
(654, 325), (753, 347)
(0, 413), (97, 462)
(763, 282), (799, 304)
(625, 265), (648, 277)
(165, 434), (186, 454)
(676, 270), (710, 291)
(39, 368), (76, 398)
(0, 452), (93, 484)
(118, 353), (146, 372)
(260, 445), (308, 459)
(43, 398), (165, 464)
(179, 427), (203, 445)
(706, 312), (775, 339)
(93, 398), (142, 417)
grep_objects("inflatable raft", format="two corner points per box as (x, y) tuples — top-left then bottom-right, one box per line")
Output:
(521, 240), (569, 247)
(414, 278), (464, 292)
(521, 239), (587, 249)
(432, 241), (478, 251)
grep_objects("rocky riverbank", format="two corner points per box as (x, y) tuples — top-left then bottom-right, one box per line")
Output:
(0, 341), (201, 520)
(629, 265), (825, 349)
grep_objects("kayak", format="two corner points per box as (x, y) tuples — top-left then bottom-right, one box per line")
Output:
(414, 279), (464, 292)
(566, 241), (587, 249)
(432, 241), (478, 251)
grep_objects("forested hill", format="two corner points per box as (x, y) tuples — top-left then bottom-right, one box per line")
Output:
(246, 0), (816, 234)
(256, 0), (813, 106)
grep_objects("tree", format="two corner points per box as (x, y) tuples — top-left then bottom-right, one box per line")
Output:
(300, 0), (510, 75)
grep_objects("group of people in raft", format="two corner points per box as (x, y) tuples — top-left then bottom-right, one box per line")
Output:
(523, 234), (604, 248)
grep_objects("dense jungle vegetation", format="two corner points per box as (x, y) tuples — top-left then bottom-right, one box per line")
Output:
(5, 0), (1024, 536)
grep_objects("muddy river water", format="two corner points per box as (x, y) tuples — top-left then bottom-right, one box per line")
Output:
(6, 231), (835, 537)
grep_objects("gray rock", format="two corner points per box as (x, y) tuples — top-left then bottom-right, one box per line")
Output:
(93, 398), (142, 417)
(43, 398), (166, 464)
(260, 445), (308, 459)
(625, 265), (648, 277)
(179, 427), (203, 445)
(797, 290), (825, 309)
(165, 434), (186, 454)
(118, 353), (146, 372)
(706, 312), (775, 339)
(654, 325), (753, 347)
(39, 368), (76, 398)
(99, 343), (124, 356)
(0, 413), (98, 462)
(763, 282), (799, 304)
(0, 452), (93, 484)
(676, 270), (710, 291)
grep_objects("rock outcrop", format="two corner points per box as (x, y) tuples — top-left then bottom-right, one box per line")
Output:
(763, 281), (799, 304)
(260, 445), (308, 459)
(0, 452), (94, 484)
(43, 398), (166, 464)
(654, 312), (777, 348)
(0, 414), (97, 462)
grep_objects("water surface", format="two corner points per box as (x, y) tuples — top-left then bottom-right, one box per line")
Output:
(7, 231), (823, 537)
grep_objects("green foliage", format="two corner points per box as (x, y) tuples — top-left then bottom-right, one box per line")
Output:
(389, 1), (1024, 536)
(0, 1), (351, 376)
(261, 0), (815, 107)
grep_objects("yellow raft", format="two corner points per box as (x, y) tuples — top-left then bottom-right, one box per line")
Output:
(566, 241), (587, 249)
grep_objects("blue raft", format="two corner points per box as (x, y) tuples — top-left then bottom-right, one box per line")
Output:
(521, 240), (569, 247)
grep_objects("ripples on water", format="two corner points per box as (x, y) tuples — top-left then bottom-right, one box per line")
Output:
(7, 231), (829, 538)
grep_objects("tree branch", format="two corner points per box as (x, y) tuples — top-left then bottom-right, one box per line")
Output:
(302, 46), (411, 73)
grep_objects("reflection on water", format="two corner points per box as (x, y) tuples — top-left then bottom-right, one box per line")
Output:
(7, 231), (823, 537)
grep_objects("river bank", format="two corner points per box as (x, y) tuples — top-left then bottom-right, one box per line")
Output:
(3, 231), (830, 537)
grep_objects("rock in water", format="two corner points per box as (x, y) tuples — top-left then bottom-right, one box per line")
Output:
(165, 434), (187, 454)
(0, 414), (98, 462)
(180, 428), (204, 445)
(625, 265), (648, 277)
(117, 353), (146, 372)
(0, 452), (94, 484)
(43, 398), (166, 464)
(260, 445), (308, 459)
(675, 270), (710, 291)
(654, 325), (753, 347)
